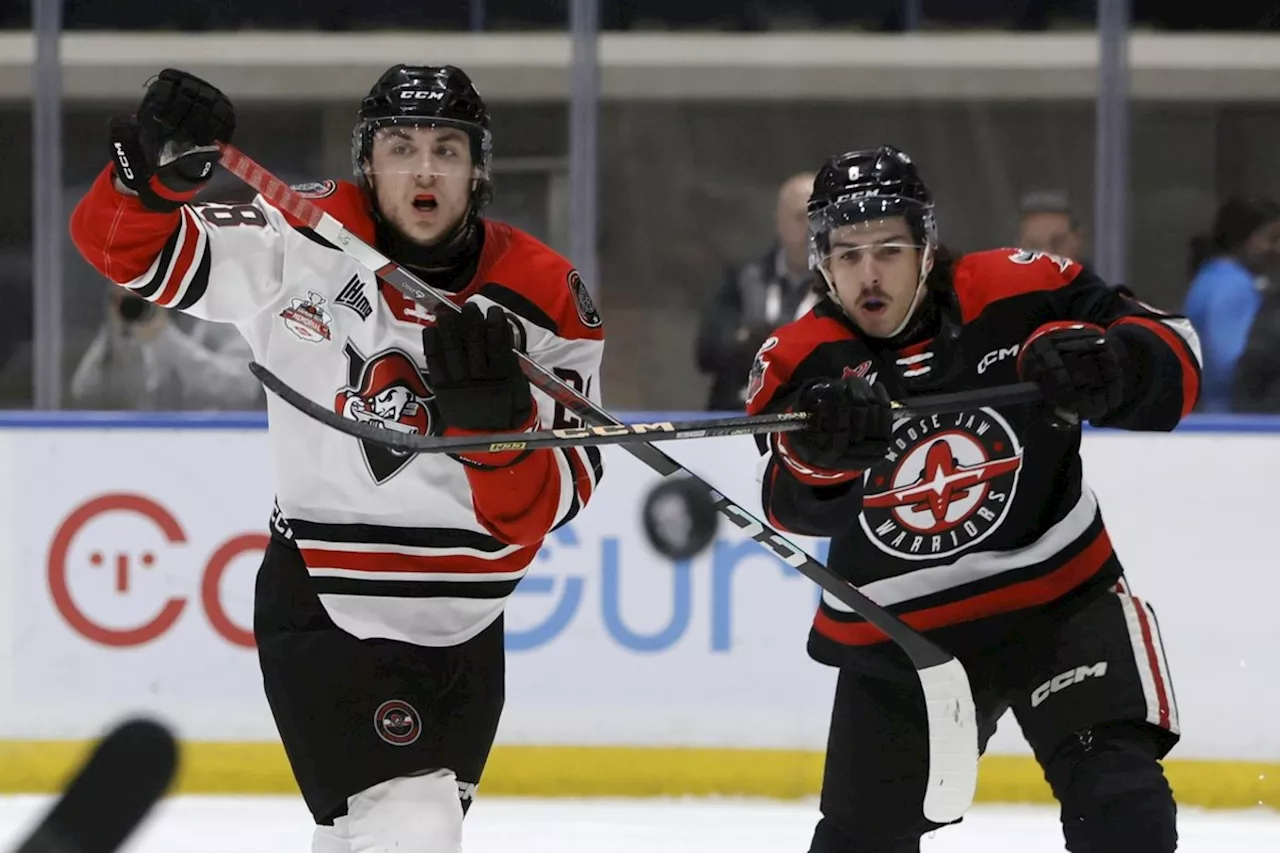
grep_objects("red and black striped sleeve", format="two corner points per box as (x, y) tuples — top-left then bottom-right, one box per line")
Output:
(957, 249), (1202, 431)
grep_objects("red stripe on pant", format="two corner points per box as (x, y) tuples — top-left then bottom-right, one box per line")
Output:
(1131, 597), (1173, 730)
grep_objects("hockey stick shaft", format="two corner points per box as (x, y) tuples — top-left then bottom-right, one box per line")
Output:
(251, 361), (1039, 455)
(220, 145), (978, 821)
(219, 143), (933, 651)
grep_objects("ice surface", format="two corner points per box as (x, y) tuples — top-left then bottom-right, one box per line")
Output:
(1, 795), (1278, 852)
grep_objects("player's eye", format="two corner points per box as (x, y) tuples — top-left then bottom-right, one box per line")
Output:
(390, 143), (412, 157)
(435, 145), (458, 158)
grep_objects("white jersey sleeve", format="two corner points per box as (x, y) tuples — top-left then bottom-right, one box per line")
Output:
(124, 199), (291, 324)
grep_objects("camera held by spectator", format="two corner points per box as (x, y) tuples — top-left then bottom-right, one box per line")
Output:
(70, 285), (264, 411)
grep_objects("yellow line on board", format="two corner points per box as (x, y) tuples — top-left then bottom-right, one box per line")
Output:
(0, 742), (1274, 809)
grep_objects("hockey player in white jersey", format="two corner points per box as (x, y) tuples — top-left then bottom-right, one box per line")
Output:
(70, 66), (605, 852)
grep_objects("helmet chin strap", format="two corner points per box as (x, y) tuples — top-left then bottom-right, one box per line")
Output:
(822, 244), (934, 339)
(884, 244), (934, 338)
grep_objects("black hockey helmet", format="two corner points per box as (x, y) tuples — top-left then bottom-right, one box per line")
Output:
(351, 64), (493, 199)
(806, 145), (937, 270)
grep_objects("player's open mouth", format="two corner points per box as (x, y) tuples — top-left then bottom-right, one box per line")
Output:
(412, 195), (437, 212)
(860, 297), (887, 314)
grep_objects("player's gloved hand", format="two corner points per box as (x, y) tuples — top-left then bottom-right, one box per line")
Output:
(423, 302), (534, 432)
(110, 68), (235, 212)
(1017, 322), (1124, 422)
(784, 377), (893, 473)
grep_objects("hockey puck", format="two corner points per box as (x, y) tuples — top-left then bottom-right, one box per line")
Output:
(641, 477), (719, 561)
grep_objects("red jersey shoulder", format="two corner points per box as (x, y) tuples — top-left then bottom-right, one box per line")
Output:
(744, 310), (854, 413)
(480, 220), (603, 341)
(952, 247), (1084, 323)
(279, 179), (377, 245)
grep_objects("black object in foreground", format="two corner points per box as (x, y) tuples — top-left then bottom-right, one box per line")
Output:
(13, 718), (178, 853)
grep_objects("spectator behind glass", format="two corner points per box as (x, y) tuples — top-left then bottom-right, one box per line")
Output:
(696, 171), (817, 411)
(1233, 283), (1280, 413)
(1182, 196), (1280, 412)
(1016, 189), (1087, 262)
(69, 285), (263, 410)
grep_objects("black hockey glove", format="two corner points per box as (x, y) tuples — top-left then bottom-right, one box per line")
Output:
(1017, 322), (1125, 423)
(785, 377), (893, 472)
(110, 69), (235, 213)
(423, 302), (534, 432)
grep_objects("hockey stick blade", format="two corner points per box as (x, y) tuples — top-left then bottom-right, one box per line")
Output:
(13, 718), (178, 853)
(252, 361), (1038, 456)
(221, 144), (979, 821)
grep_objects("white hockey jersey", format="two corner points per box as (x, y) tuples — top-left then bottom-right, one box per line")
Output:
(71, 168), (605, 647)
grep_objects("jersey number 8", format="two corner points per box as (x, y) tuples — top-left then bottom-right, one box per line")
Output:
(198, 204), (268, 228)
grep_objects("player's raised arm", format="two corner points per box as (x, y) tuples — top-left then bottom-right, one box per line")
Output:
(69, 69), (288, 324)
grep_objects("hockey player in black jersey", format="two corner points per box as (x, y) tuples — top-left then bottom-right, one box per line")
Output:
(72, 66), (605, 852)
(746, 146), (1201, 852)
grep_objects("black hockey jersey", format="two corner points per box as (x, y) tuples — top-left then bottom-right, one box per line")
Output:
(746, 248), (1201, 666)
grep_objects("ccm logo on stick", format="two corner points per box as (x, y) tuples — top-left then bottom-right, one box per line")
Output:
(552, 422), (676, 439)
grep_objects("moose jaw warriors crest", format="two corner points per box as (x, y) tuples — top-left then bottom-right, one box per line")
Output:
(860, 407), (1023, 560)
(335, 343), (440, 484)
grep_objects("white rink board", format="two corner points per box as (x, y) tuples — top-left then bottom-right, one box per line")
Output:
(0, 426), (1275, 760)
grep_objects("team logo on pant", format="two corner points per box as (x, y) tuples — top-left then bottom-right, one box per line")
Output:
(337, 343), (441, 484)
(860, 407), (1023, 561)
(374, 699), (422, 746)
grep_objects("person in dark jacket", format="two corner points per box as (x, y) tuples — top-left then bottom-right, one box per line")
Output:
(1233, 285), (1280, 412)
(696, 171), (817, 411)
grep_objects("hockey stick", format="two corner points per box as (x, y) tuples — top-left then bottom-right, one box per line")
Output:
(219, 143), (978, 823)
(12, 718), (177, 853)
(250, 362), (1040, 456)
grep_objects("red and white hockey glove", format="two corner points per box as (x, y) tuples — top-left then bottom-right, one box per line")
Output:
(779, 377), (892, 481)
(1017, 322), (1124, 422)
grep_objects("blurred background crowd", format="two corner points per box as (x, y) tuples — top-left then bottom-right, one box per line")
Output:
(4, 1), (1280, 414)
